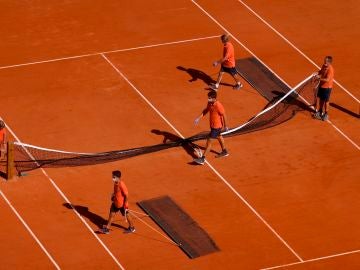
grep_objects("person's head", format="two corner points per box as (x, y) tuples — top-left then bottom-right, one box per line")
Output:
(207, 90), (217, 103)
(112, 170), (121, 182)
(323, 56), (333, 67)
(0, 120), (5, 130)
(221, 34), (230, 44)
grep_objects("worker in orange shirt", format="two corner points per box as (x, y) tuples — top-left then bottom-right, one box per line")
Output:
(101, 170), (135, 234)
(193, 90), (229, 165)
(210, 34), (243, 91)
(0, 120), (7, 160)
(313, 56), (335, 121)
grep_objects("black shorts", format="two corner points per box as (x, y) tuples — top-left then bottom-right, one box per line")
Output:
(317, 87), (332, 102)
(221, 65), (238, 76)
(209, 128), (222, 139)
(110, 203), (127, 216)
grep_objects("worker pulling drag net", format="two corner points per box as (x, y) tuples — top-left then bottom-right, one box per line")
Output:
(2, 73), (318, 174)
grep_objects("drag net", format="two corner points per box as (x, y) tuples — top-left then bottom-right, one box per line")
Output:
(3, 73), (318, 174)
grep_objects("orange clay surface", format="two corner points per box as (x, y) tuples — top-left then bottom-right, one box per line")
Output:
(0, 0), (359, 269)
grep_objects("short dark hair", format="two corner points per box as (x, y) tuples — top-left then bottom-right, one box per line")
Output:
(208, 90), (217, 99)
(0, 120), (5, 129)
(325, 56), (333, 63)
(112, 170), (121, 178)
(221, 34), (230, 43)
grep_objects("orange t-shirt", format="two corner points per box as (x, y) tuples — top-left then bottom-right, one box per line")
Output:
(113, 181), (128, 208)
(319, 64), (334, 88)
(222, 42), (235, 68)
(203, 101), (225, 129)
(0, 128), (6, 144)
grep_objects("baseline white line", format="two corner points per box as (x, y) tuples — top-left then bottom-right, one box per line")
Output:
(2, 120), (126, 270)
(0, 35), (219, 70)
(236, 0), (360, 104)
(260, 249), (360, 270)
(101, 53), (303, 262)
(0, 189), (61, 270)
(191, 0), (359, 152)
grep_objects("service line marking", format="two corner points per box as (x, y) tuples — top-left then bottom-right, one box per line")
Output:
(0, 35), (219, 70)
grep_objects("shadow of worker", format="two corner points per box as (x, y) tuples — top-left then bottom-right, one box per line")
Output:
(151, 129), (200, 159)
(63, 203), (106, 229)
(177, 66), (216, 85)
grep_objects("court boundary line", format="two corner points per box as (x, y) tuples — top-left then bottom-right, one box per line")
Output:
(0, 189), (61, 270)
(101, 53), (303, 262)
(236, 0), (360, 104)
(191, 1), (359, 152)
(0, 35), (219, 70)
(1, 122), (126, 270)
(260, 249), (360, 270)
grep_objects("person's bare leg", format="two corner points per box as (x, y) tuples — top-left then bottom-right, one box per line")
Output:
(125, 212), (134, 228)
(217, 136), (226, 151)
(105, 211), (116, 229)
(324, 101), (330, 114)
(314, 97), (320, 111)
(203, 138), (214, 157)
(211, 72), (224, 90)
(232, 73), (243, 89)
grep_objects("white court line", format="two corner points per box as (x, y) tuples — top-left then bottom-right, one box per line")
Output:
(191, 0), (359, 152)
(0, 35), (219, 70)
(0, 189), (61, 270)
(101, 53), (303, 262)
(237, 0), (360, 104)
(2, 121), (126, 270)
(260, 249), (360, 270)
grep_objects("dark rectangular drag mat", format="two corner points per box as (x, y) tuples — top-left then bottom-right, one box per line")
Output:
(137, 196), (220, 259)
(236, 57), (291, 102)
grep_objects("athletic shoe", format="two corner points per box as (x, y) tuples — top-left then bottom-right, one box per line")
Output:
(233, 83), (243, 90)
(321, 112), (329, 121)
(209, 83), (219, 91)
(194, 156), (205, 165)
(125, 226), (136, 234)
(313, 111), (322, 120)
(100, 227), (110, 234)
(216, 149), (229, 158)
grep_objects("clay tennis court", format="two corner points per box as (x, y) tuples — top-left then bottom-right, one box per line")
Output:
(1, 1), (359, 269)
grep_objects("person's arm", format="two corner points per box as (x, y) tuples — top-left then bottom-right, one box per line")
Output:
(319, 70), (332, 82)
(214, 44), (231, 66)
(214, 53), (230, 67)
(214, 55), (228, 66)
(123, 195), (128, 208)
(194, 108), (208, 125)
(221, 113), (228, 131)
